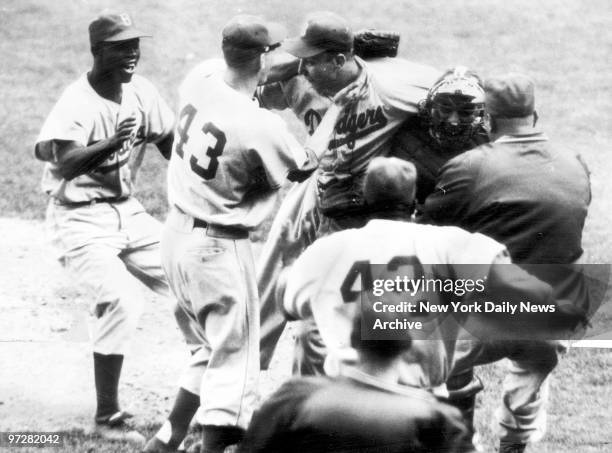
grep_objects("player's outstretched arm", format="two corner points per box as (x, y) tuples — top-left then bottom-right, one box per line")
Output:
(35, 117), (137, 180)
(261, 51), (301, 85)
(473, 255), (588, 339)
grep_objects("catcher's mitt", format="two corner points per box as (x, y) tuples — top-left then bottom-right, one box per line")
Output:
(353, 29), (400, 59)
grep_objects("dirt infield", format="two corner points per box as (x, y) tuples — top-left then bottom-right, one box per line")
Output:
(0, 217), (291, 432)
(1, 217), (612, 452)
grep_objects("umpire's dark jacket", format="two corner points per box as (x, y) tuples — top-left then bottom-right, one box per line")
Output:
(420, 131), (592, 312)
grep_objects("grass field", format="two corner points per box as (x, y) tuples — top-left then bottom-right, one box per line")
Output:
(0, 0), (611, 452)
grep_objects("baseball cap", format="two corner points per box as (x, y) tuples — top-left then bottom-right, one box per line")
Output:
(89, 12), (151, 46)
(363, 157), (417, 207)
(222, 15), (285, 53)
(485, 73), (536, 118)
(283, 11), (353, 58)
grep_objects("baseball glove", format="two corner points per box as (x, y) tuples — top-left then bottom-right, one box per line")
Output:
(353, 29), (400, 59)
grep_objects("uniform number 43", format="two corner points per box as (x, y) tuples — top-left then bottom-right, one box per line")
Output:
(175, 104), (226, 180)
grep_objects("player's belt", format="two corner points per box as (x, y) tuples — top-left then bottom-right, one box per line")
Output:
(54, 196), (129, 207)
(193, 218), (249, 240)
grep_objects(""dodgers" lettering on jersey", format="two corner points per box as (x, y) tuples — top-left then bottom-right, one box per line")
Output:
(330, 105), (388, 149)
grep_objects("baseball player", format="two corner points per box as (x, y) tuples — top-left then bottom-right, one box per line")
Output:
(256, 11), (441, 373)
(143, 15), (363, 453)
(241, 312), (469, 453)
(277, 157), (585, 452)
(420, 73), (592, 453)
(34, 12), (175, 445)
(386, 66), (490, 440)
(391, 66), (489, 204)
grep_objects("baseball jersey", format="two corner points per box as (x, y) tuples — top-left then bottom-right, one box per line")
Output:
(36, 73), (175, 203)
(167, 59), (310, 229)
(257, 57), (441, 214)
(279, 219), (559, 390)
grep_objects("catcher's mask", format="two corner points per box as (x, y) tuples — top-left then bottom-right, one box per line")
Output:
(420, 66), (485, 150)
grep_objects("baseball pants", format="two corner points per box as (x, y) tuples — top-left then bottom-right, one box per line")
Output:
(450, 338), (563, 444)
(161, 207), (259, 429)
(257, 175), (371, 374)
(46, 197), (169, 355)
(290, 206), (371, 377)
(257, 176), (320, 370)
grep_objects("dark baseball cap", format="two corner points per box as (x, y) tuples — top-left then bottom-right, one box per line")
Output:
(222, 15), (285, 53)
(283, 11), (353, 58)
(485, 73), (536, 118)
(363, 157), (417, 207)
(89, 12), (151, 46)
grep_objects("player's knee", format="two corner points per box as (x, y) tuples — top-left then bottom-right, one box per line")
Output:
(95, 297), (141, 328)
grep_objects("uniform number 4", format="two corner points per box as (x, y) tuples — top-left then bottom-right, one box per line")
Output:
(340, 256), (424, 303)
(175, 104), (226, 180)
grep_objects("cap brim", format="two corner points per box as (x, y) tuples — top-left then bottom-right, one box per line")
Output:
(265, 22), (287, 48)
(282, 37), (325, 58)
(492, 117), (542, 135)
(104, 29), (152, 42)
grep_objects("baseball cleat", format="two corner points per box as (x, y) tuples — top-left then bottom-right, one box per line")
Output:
(95, 410), (145, 446)
(95, 409), (134, 426)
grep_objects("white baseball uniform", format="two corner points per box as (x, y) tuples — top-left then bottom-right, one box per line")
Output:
(256, 57), (441, 369)
(163, 59), (318, 428)
(36, 73), (174, 355)
(278, 219), (570, 391)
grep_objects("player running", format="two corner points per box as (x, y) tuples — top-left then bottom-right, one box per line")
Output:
(34, 12), (174, 446)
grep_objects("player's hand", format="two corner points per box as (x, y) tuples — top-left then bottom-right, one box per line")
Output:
(109, 117), (137, 149)
(332, 80), (368, 107)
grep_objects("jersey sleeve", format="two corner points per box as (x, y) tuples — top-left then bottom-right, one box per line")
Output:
(462, 250), (586, 339)
(35, 85), (93, 161)
(134, 76), (175, 143)
(36, 87), (92, 148)
(368, 58), (441, 114)
(145, 90), (175, 143)
(249, 112), (309, 189)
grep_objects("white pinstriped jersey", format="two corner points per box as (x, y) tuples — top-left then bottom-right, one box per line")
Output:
(36, 73), (175, 203)
(280, 219), (508, 390)
(167, 59), (311, 229)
